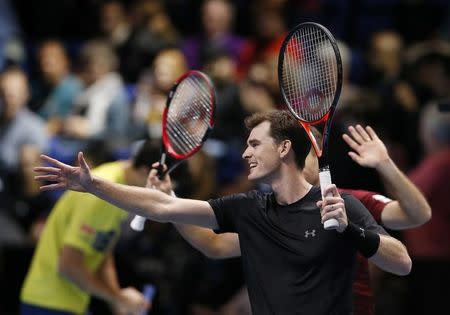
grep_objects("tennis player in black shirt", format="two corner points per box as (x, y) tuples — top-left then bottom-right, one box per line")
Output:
(35, 110), (411, 315)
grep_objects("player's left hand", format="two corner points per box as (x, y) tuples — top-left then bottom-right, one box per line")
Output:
(317, 184), (348, 233)
(342, 125), (390, 169)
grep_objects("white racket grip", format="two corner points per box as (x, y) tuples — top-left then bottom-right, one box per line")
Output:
(130, 215), (146, 231)
(319, 169), (339, 230)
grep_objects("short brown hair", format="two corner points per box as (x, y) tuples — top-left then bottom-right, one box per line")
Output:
(244, 110), (311, 169)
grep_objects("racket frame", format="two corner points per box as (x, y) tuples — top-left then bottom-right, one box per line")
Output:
(278, 22), (343, 230)
(158, 70), (216, 177)
(278, 22), (342, 169)
(131, 70), (216, 231)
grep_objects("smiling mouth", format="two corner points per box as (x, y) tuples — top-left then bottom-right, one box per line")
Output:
(249, 163), (257, 169)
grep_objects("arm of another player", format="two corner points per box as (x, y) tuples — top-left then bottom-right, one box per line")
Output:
(343, 125), (431, 229)
(176, 226), (241, 259)
(59, 246), (149, 314)
(35, 153), (219, 229)
(319, 185), (412, 276)
(148, 163), (241, 259)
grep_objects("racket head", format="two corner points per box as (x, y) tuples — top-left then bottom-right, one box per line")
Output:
(161, 70), (215, 161)
(278, 22), (343, 157)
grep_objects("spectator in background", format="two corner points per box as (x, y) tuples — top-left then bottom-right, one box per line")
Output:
(238, 3), (287, 78)
(239, 62), (277, 115)
(367, 31), (404, 89)
(130, 47), (188, 140)
(63, 40), (130, 150)
(0, 67), (49, 238)
(119, 0), (180, 83)
(0, 0), (25, 69)
(337, 40), (381, 122)
(388, 40), (450, 167)
(33, 40), (82, 135)
(20, 141), (155, 315)
(100, 0), (132, 52)
(204, 50), (246, 145)
(182, 0), (247, 70)
(364, 31), (411, 169)
(403, 100), (450, 315)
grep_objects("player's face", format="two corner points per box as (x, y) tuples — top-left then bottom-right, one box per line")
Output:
(242, 121), (282, 183)
(303, 149), (319, 185)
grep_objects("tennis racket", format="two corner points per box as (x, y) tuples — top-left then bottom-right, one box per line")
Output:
(130, 70), (216, 231)
(278, 22), (343, 230)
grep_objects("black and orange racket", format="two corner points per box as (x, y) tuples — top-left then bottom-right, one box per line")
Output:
(131, 70), (216, 231)
(278, 22), (343, 230)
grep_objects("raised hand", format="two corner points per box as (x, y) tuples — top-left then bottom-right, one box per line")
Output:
(342, 125), (390, 169)
(34, 152), (93, 192)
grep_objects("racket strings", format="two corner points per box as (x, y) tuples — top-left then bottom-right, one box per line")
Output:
(282, 26), (337, 122)
(166, 76), (213, 155)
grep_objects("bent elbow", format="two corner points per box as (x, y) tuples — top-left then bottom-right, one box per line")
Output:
(391, 248), (412, 276)
(422, 206), (432, 223)
(414, 203), (432, 226)
(203, 241), (230, 259)
(398, 255), (412, 276)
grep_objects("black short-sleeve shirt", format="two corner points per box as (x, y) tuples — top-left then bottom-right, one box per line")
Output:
(208, 186), (386, 315)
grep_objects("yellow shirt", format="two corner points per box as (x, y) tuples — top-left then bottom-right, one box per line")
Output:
(20, 161), (129, 314)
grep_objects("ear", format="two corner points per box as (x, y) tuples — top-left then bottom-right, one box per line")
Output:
(279, 140), (292, 159)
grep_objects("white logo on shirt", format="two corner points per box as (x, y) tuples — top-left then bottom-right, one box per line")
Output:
(359, 228), (365, 238)
(305, 230), (316, 238)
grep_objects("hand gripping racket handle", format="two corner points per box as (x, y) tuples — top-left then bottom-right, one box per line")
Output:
(319, 168), (339, 230)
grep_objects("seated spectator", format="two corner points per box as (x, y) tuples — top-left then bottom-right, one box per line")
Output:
(33, 39), (82, 135)
(100, 0), (132, 51)
(182, 0), (247, 70)
(0, 67), (49, 242)
(62, 40), (130, 149)
(118, 0), (180, 83)
(130, 47), (188, 140)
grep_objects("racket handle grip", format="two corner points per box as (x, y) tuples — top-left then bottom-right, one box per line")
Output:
(130, 215), (146, 231)
(319, 168), (339, 230)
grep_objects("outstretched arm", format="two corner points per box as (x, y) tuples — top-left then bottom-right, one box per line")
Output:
(343, 125), (431, 229)
(147, 163), (241, 259)
(34, 153), (218, 229)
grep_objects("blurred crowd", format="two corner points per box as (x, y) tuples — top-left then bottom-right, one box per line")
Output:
(0, 0), (449, 314)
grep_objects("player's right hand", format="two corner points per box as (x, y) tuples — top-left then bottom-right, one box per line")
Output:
(34, 152), (93, 192)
